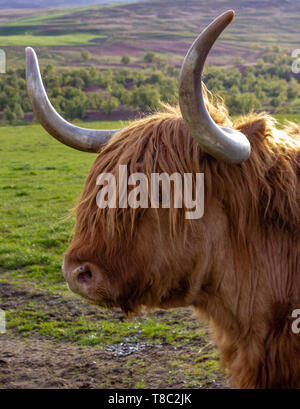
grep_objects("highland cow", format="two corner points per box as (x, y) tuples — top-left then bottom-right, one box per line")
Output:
(26, 11), (300, 388)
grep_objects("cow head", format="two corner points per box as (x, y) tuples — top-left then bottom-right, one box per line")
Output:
(26, 11), (251, 313)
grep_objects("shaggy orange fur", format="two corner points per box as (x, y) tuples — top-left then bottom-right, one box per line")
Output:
(65, 89), (300, 388)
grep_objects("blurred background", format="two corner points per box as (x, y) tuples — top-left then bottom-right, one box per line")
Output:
(0, 0), (299, 124)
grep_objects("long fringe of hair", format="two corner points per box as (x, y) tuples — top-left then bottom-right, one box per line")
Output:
(71, 86), (300, 266)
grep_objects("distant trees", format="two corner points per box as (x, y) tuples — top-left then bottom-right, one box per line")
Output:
(64, 95), (87, 120)
(121, 55), (131, 65)
(0, 46), (299, 124)
(102, 97), (119, 114)
(226, 93), (262, 115)
(144, 52), (156, 63)
(204, 46), (300, 116)
(131, 85), (160, 110)
(81, 51), (91, 61)
(3, 104), (24, 124)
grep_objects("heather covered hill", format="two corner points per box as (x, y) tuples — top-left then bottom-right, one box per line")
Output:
(0, 0), (300, 70)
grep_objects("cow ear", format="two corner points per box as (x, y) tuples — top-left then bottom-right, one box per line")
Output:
(234, 116), (268, 141)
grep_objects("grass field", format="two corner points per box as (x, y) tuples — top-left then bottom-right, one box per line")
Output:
(0, 120), (231, 389)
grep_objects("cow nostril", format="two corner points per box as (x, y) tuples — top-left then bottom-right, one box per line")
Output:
(77, 269), (92, 283)
(77, 271), (92, 283)
(71, 265), (93, 285)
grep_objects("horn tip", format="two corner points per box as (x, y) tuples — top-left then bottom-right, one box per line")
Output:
(225, 10), (235, 24)
(25, 47), (35, 57)
(25, 47), (38, 71)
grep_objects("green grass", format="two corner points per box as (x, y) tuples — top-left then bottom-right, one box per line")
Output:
(0, 121), (126, 287)
(6, 307), (207, 347)
(1, 10), (81, 27)
(1, 3), (126, 27)
(274, 113), (300, 126)
(0, 33), (105, 46)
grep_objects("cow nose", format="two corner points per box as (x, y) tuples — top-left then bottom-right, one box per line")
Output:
(72, 264), (93, 284)
(62, 259), (108, 304)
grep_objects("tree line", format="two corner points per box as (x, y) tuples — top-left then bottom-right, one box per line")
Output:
(0, 46), (299, 124)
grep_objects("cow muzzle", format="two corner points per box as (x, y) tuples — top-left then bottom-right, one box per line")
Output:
(62, 260), (103, 303)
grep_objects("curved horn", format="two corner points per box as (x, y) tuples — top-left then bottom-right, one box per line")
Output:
(26, 47), (120, 153)
(179, 10), (251, 163)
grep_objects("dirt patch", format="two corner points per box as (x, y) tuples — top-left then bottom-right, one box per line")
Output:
(0, 333), (229, 389)
(0, 281), (124, 323)
(0, 281), (231, 389)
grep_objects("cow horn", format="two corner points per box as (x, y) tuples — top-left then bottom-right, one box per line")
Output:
(179, 10), (251, 163)
(26, 47), (120, 153)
